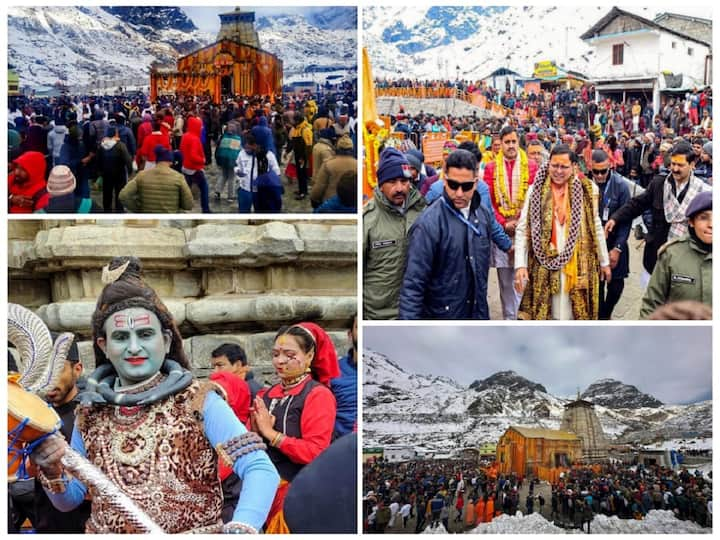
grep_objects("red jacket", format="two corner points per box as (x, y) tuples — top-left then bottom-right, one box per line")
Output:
(136, 118), (153, 150)
(483, 156), (538, 227)
(210, 371), (252, 481)
(9, 151), (49, 213)
(136, 131), (170, 164)
(180, 116), (205, 171)
(258, 377), (336, 466)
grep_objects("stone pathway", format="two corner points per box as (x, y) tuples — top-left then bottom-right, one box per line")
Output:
(91, 157), (316, 215)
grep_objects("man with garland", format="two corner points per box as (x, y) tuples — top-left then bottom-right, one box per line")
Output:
(31, 256), (279, 533)
(514, 145), (612, 320)
(483, 126), (539, 319)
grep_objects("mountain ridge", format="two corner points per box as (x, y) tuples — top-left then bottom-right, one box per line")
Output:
(363, 349), (710, 453)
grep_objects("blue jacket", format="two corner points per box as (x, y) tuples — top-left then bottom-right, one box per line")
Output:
(250, 117), (276, 156)
(425, 179), (508, 250)
(330, 352), (357, 437)
(314, 195), (356, 214)
(598, 171), (631, 278)
(399, 190), (512, 319)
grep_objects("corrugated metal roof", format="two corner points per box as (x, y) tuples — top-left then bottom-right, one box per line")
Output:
(509, 426), (580, 441)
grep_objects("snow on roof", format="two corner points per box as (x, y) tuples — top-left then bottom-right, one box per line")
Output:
(509, 426), (580, 441)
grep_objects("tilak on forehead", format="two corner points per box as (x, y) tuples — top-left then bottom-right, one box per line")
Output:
(112, 313), (151, 329)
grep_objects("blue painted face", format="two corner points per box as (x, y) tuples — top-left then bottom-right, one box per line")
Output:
(98, 307), (170, 386)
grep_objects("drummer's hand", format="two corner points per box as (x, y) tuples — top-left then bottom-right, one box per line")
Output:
(30, 434), (68, 478)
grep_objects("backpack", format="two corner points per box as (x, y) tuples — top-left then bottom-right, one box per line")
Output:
(216, 133), (243, 168)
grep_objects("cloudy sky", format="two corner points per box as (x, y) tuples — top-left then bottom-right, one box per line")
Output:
(183, 7), (329, 33)
(364, 326), (712, 405)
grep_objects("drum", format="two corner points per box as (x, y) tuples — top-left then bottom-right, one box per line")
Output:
(8, 378), (61, 481)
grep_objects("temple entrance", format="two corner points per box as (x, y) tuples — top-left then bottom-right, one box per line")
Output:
(554, 453), (570, 467)
(221, 75), (233, 96)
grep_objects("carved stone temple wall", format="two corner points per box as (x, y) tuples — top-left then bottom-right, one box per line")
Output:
(8, 219), (357, 385)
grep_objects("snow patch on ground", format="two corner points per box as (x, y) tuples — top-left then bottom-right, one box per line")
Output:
(469, 512), (568, 534)
(452, 510), (710, 534)
(590, 510), (709, 534)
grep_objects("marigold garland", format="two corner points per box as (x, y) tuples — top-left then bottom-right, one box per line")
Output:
(494, 149), (530, 218)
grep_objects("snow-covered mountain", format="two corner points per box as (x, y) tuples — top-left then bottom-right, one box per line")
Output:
(8, 6), (356, 90)
(582, 378), (664, 409)
(363, 5), (686, 80)
(364, 349), (711, 453)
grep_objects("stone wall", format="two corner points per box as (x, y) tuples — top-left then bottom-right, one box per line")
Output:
(8, 219), (357, 385)
(560, 403), (609, 462)
(377, 97), (492, 119)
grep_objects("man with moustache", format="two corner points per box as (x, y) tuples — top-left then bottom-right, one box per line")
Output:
(605, 141), (711, 275)
(515, 144), (611, 320)
(589, 149), (631, 319)
(363, 148), (426, 319)
(399, 149), (512, 319)
(484, 126), (538, 319)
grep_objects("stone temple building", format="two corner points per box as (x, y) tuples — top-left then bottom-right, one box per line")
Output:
(150, 7), (282, 103)
(560, 396), (609, 462)
(8, 220), (356, 385)
(217, 7), (260, 48)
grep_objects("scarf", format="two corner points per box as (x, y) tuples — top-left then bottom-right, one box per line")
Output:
(493, 149), (530, 218)
(79, 359), (193, 406)
(663, 174), (704, 240)
(519, 162), (600, 320)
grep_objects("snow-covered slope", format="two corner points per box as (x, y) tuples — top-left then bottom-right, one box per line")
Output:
(363, 6), (691, 80)
(8, 6), (356, 90)
(364, 349), (712, 452)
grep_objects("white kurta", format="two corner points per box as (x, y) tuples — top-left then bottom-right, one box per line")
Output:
(515, 180), (610, 320)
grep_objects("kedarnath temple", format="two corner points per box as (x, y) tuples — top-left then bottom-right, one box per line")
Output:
(150, 8), (283, 103)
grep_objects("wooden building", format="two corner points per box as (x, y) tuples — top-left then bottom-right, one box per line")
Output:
(150, 8), (282, 104)
(497, 426), (582, 482)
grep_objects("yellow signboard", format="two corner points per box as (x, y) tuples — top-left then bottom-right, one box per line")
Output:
(533, 60), (558, 78)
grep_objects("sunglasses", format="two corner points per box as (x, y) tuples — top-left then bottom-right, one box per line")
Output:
(446, 179), (476, 192)
(592, 168), (609, 175)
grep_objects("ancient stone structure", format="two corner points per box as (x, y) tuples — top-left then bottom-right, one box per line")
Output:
(8, 220), (356, 385)
(560, 397), (609, 462)
(217, 8), (260, 48)
(150, 8), (282, 103)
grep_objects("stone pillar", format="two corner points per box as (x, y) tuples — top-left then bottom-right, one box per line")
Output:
(8, 220), (357, 385)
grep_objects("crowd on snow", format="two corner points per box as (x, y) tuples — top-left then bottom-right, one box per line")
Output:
(362, 458), (712, 533)
(8, 84), (358, 214)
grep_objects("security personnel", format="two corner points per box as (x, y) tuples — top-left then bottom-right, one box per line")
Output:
(363, 148), (426, 319)
(590, 149), (631, 319)
(640, 190), (712, 318)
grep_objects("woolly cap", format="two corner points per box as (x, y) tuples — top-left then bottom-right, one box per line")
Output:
(377, 148), (412, 185)
(47, 165), (76, 196)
